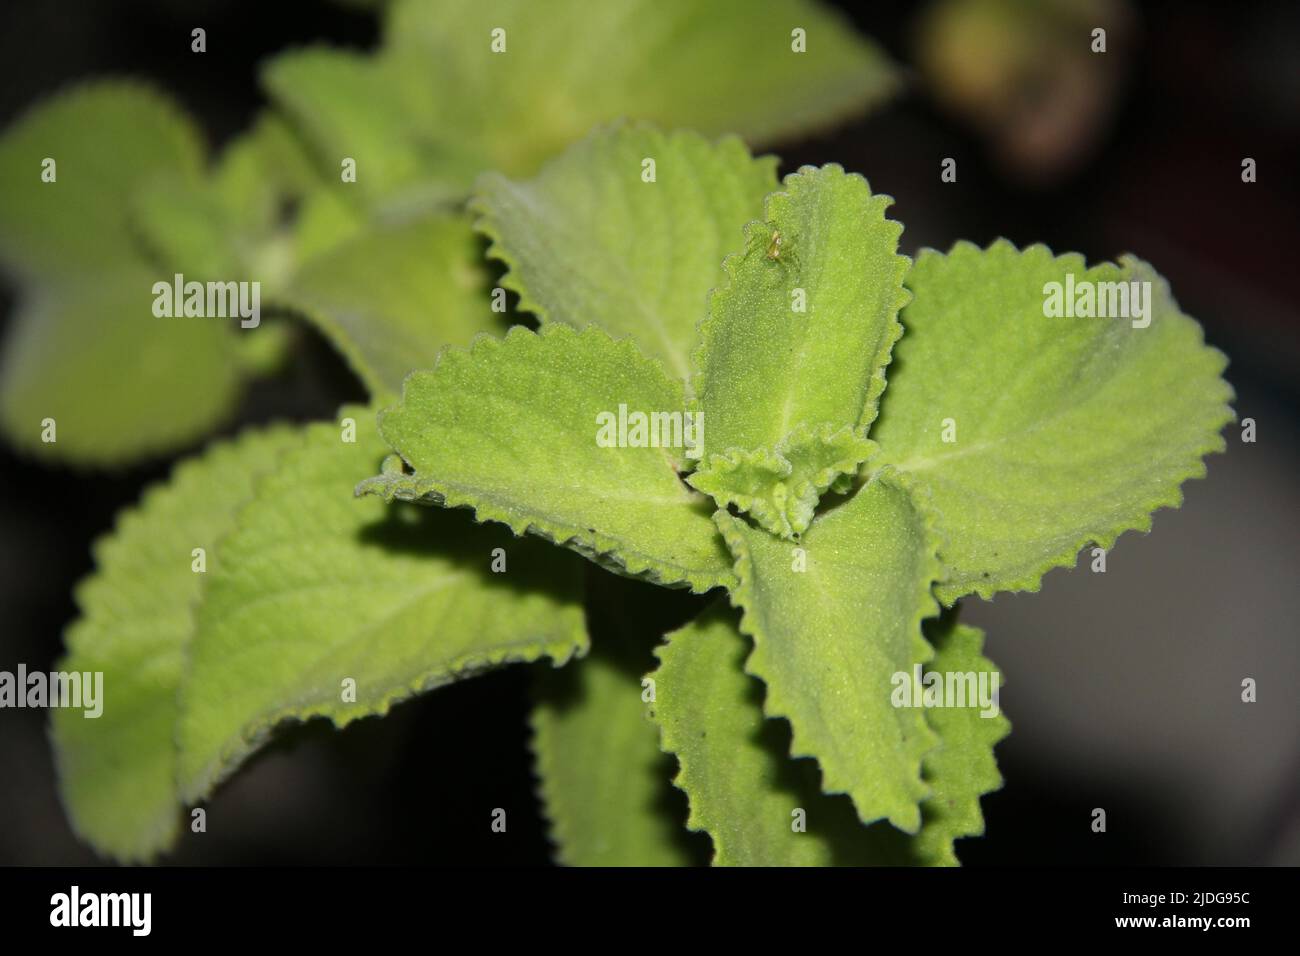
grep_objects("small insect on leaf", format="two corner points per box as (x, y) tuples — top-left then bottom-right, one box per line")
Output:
(766, 228), (783, 261)
(760, 226), (801, 280)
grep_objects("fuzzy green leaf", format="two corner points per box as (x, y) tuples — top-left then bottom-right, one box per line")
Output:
(689, 164), (908, 537)
(651, 607), (1009, 866)
(0, 82), (255, 465)
(0, 81), (203, 282)
(386, 0), (898, 185)
(652, 603), (917, 865)
(530, 575), (702, 867)
(473, 124), (778, 378)
(871, 241), (1235, 602)
(0, 271), (248, 465)
(264, 1), (897, 210)
(532, 655), (690, 866)
(913, 614), (1010, 866)
(360, 325), (734, 592)
(51, 426), (299, 861)
(687, 422), (876, 541)
(533, 658), (696, 868)
(716, 469), (941, 831)
(177, 409), (587, 801)
(287, 212), (504, 398)
(261, 47), (473, 216)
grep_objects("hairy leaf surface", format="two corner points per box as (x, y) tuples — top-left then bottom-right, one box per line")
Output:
(0, 83), (249, 464)
(872, 241), (1234, 602)
(287, 212), (504, 398)
(651, 604), (917, 865)
(689, 164), (908, 536)
(530, 574), (703, 866)
(178, 409), (587, 801)
(474, 125), (777, 378)
(0, 272), (246, 465)
(716, 470), (941, 831)
(52, 426), (298, 861)
(360, 325), (734, 591)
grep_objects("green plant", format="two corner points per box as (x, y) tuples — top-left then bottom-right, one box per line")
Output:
(352, 126), (1231, 863)
(0, 0), (894, 463)
(3, 2), (1232, 866)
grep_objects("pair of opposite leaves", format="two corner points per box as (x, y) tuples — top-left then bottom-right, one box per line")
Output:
(54, 125), (1232, 866)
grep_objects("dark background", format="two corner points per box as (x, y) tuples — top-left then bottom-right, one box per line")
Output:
(0, 0), (1296, 865)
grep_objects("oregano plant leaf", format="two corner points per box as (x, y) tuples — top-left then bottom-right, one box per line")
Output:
(383, 0), (899, 189)
(261, 46), (474, 216)
(473, 124), (778, 378)
(359, 325), (734, 592)
(286, 212), (505, 398)
(51, 425), (299, 862)
(530, 575), (702, 867)
(913, 613), (1010, 866)
(0, 81), (204, 282)
(0, 271), (249, 465)
(651, 603), (916, 865)
(204, 111), (361, 267)
(261, 1), (897, 212)
(0, 82), (257, 465)
(716, 469), (942, 832)
(532, 654), (694, 867)
(177, 409), (587, 802)
(689, 164), (909, 537)
(870, 241), (1235, 602)
(687, 421), (876, 542)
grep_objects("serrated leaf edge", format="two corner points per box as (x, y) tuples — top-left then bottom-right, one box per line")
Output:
(181, 628), (586, 806)
(714, 466), (946, 833)
(880, 238), (1235, 604)
(177, 411), (589, 804)
(688, 162), (912, 441)
(52, 423), (301, 862)
(645, 600), (749, 865)
(357, 323), (734, 593)
(469, 120), (779, 345)
(527, 651), (615, 868)
(917, 621), (1012, 866)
